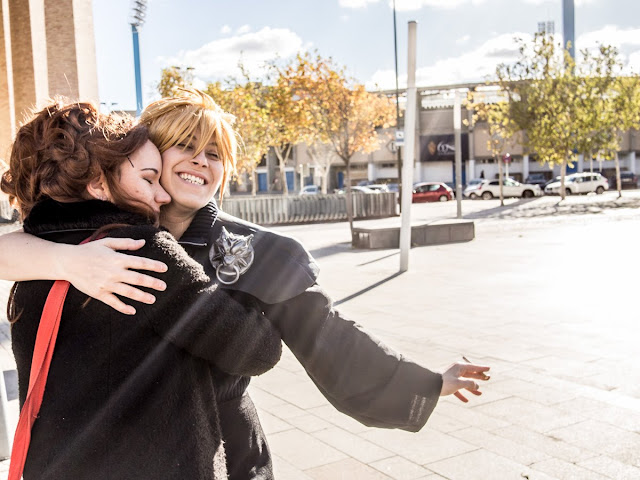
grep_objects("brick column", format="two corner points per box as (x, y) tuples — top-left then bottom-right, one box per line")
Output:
(45, 0), (98, 102)
(0, 0), (15, 155)
(9, 0), (48, 125)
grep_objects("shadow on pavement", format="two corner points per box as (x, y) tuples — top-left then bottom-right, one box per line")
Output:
(334, 271), (404, 306)
(464, 196), (640, 221)
(308, 242), (352, 260)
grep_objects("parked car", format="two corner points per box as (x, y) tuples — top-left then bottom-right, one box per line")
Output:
(412, 182), (454, 203)
(366, 184), (390, 193)
(464, 178), (542, 199)
(299, 185), (319, 195)
(525, 173), (550, 188)
(386, 183), (399, 193)
(335, 185), (377, 194)
(544, 172), (608, 195)
(609, 171), (639, 189)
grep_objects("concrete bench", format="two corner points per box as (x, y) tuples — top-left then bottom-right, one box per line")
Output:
(352, 219), (475, 249)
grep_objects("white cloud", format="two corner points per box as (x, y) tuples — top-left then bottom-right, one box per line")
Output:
(366, 32), (530, 89)
(393, 0), (487, 11)
(339, 0), (486, 11)
(522, 0), (596, 5)
(577, 25), (640, 50)
(339, 0), (380, 8)
(237, 25), (251, 34)
(220, 25), (231, 35)
(158, 27), (305, 81)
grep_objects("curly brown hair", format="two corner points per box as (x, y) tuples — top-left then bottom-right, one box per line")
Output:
(1, 99), (152, 220)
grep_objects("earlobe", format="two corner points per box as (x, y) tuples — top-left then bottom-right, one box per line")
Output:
(86, 176), (110, 202)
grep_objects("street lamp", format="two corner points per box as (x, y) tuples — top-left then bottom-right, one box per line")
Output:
(130, 0), (148, 116)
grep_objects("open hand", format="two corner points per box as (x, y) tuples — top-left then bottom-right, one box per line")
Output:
(440, 359), (491, 403)
(59, 238), (168, 315)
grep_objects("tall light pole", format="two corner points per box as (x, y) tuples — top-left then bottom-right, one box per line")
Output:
(392, 0), (403, 204)
(131, 0), (148, 116)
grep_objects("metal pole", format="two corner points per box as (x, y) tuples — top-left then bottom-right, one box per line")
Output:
(454, 91), (462, 219)
(131, 24), (143, 116)
(393, 0), (403, 204)
(399, 21), (417, 273)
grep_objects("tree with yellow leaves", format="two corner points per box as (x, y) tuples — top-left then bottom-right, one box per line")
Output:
(283, 52), (396, 233)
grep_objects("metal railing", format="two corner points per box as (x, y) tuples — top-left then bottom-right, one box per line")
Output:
(0, 193), (399, 226)
(221, 192), (399, 225)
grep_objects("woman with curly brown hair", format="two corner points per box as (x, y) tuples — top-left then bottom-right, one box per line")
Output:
(1, 100), (281, 479)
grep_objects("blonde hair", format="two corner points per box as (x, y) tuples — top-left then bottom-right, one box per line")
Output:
(140, 88), (237, 199)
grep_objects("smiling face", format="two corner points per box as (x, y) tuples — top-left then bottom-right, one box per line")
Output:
(159, 133), (224, 214)
(116, 140), (172, 215)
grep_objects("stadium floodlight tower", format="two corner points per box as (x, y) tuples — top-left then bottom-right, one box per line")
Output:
(130, 0), (148, 116)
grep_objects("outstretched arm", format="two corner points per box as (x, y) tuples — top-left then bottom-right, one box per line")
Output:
(0, 230), (168, 315)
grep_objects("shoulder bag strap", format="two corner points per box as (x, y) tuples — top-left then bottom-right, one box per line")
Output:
(8, 234), (101, 480)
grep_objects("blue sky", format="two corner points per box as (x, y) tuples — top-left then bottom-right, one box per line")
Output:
(92, 0), (640, 111)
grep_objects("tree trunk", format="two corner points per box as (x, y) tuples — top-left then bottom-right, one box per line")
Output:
(559, 161), (567, 201)
(252, 169), (258, 196)
(345, 161), (354, 238)
(321, 168), (329, 194)
(274, 147), (289, 196)
(497, 154), (504, 206)
(614, 151), (622, 198)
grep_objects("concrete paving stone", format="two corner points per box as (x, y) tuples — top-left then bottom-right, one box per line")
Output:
(492, 425), (596, 464)
(370, 455), (433, 480)
(253, 372), (328, 410)
(265, 402), (308, 420)
(254, 409), (294, 435)
(435, 401), (512, 432)
(553, 398), (640, 434)
(283, 413), (333, 433)
(246, 384), (289, 409)
(304, 457), (392, 479)
(361, 428), (478, 466)
(450, 427), (551, 466)
(474, 397), (585, 434)
(489, 378), (577, 406)
(426, 448), (558, 480)
(307, 404), (372, 434)
(547, 420), (640, 468)
(530, 458), (611, 480)
(577, 455), (640, 480)
(271, 454), (315, 480)
(425, 411), (468, 434)
(267, 429), (347, 470)
(520, 355), (605, 379)
(312, 427), (394, 464)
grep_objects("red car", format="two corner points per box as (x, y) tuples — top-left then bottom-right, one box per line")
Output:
(412, 182), (454, 203)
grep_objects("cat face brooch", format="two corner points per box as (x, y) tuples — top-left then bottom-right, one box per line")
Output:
(209, 227), (255, 285)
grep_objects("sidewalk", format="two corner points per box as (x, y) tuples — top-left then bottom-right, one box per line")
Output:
(1, 191), (639, 479)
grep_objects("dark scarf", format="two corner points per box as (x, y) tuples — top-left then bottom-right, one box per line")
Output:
(23, 198), (154, 236)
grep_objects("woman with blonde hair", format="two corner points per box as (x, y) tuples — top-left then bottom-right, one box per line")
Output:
(0, 89), (489, 479)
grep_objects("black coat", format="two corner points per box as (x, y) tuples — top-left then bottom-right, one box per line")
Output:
(179, 205), (444, 479)
(11, 199), (282, 480)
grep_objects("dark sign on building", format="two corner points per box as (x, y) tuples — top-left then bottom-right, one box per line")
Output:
(420, 134), (469, 162)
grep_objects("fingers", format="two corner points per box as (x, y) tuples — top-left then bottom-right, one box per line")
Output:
(99, 238), (146, 252)
(454, 391), (468, 403)
(97, 239), (168, 274)
(99, 293), (137, 316)
(120, 271), (167, 292)
(111, 282), (157, 305)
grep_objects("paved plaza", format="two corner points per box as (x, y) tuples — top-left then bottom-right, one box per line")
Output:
(0, 191), (639, 479)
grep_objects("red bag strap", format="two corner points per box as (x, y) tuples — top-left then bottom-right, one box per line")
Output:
(8, 234), (102, 480)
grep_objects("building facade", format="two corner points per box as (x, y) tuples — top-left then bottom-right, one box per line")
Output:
(257, 84), (638, 193)
(0, 0), (98, 161)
